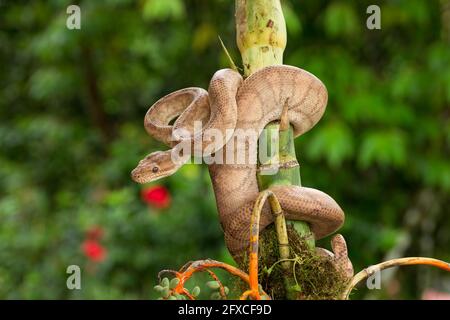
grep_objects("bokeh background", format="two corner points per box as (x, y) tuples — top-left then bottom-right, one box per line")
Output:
(0, 0), (449, 299)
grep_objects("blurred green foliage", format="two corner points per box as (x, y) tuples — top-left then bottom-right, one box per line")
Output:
(0, 0), (449, 299)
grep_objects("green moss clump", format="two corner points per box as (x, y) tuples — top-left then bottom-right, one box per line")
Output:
(239, 223), (349, 300)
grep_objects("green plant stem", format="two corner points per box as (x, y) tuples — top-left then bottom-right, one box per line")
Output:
(235, 0), (286, 76)
(235, 0), (314, 300)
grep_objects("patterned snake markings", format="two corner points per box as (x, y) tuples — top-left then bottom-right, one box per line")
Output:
(132, 65), (353, 279)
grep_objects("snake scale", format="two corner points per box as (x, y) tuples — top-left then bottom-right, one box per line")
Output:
(132, 65), (353, 278)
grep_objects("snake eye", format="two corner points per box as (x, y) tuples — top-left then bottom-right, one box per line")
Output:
(152, 166), (159, 173)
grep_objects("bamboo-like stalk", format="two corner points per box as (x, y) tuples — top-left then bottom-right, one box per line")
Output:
(235, 0), (286, 77)
(257, 111), (315, 250)
(236, 0), (314, 246)
(235, 0), (315, 300)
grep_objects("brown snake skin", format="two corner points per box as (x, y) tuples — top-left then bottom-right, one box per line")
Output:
(132, 65), (353, 278)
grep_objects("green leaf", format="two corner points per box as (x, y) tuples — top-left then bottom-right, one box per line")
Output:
(358, 130), (407, 168)
(323, 3), (359, 38)
(291, 284), (302, 292)
(306, 122), (354, 168)
(153, 285), (164, 292)
(206, 281), (220, 290)
(142, 0), (185, 21)
(192, 286), (200, 297)
(161, 287), (170, 299)
(169, 277), (180, 289)
(161, 278), (169, 288)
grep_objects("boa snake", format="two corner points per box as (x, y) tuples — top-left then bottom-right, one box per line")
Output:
(132, 65), (353, 278)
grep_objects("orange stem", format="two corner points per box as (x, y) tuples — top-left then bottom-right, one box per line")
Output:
(247, 190), (284, 300)
(169, 259), (269, 299)
(343, 257), (450, 299)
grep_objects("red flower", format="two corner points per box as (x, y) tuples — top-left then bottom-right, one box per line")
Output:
(141, 185), (171, 209)
(82, 239), (107, 262)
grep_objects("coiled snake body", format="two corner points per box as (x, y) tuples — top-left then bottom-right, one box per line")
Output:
(132, 65), (353, 278)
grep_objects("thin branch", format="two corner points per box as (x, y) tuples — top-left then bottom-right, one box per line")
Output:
(342, 257), (450, 299)
(169, 259), (269, 299)
(218, 36), (240, 72)
(245, 189), (290, 300)
(204, 268), (227, 299)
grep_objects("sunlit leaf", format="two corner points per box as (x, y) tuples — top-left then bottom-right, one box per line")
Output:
(305, 121), (354, 168)
(358, 130), (407, 168)
(142, 0), (185, 21)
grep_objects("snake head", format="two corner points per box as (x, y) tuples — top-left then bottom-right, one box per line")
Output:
(131, 150), (179, 184)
